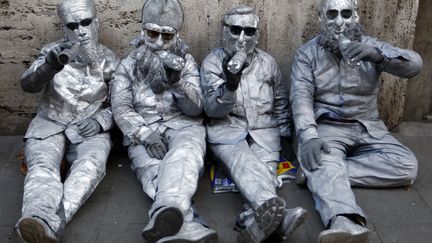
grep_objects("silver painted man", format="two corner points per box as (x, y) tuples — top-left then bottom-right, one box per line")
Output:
(201, 5), (307, 243)
(111, 0), (216, 242)
(15, 0), (119, 242)
(290, 0), (423, 242)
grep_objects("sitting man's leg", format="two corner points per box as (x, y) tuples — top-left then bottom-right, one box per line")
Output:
(142, 125), (216, 242)
(211, 139), (286, 243)
(249, 139), (307, 240)
(17, 134), (67, 242)
(300, 121), (370, 243)
(128, 143), (161, 200)
(62, 134), (111, 223)
(347, 133), (418, 187)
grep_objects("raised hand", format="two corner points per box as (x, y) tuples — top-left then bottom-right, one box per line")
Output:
(46, 42), (73, 69)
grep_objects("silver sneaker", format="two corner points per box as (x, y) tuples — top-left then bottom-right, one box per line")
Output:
(274, 207), (307, 240)
(156, 221), (217, 243)
(16, 216), (59, 243)
(142, 206), (184, 243)
(295, 167), (307, 186)
(237, 197), (286, 243)
(318, 216), (370, 243)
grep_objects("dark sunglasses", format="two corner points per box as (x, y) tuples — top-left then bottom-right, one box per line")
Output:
(66, 18), (93, 31)
(145, 29), (176, 41)
(225, 24), (257, 36)
(326, 9), (353, 20)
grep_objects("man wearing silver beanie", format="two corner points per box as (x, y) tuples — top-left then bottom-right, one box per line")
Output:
(112, 0), (216, 242)
(15, 0), (119, 242)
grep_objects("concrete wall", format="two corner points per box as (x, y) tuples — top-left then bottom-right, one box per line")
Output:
(0, 0), (420, 135)
(404, 0), (432, 121)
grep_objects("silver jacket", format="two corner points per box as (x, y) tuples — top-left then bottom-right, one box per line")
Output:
(201, 48), (291, 152)
(22, 41), (120, 140)
(290, 36), (423, 144)
(112, 46), (204, 146)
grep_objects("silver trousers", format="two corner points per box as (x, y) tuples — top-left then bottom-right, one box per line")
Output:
(22, 133), (111, 234)
(299, 120), (418, 226)
(128, 125), (206, 222)
(210, 136), (280, 210)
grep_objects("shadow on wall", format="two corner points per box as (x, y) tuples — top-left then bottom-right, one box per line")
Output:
(404, 0), (432, 122)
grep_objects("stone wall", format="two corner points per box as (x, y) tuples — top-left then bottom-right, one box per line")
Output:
(0, 0), (420, 134)
(404, 0), (432, 121)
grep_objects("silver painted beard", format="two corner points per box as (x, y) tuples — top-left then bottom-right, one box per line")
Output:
(318, 23), (364, 54)
(80, 41), (99, 66)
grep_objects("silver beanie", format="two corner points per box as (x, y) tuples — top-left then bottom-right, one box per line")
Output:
(57, 0), (96, 23)
(142, 0), (184, 31)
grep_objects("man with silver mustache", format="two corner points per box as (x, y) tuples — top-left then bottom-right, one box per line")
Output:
(111, 0), (216, 242)
(15, 0), (119, 242)
(201, 5), (307, 243)
(290, 0), (422, 242)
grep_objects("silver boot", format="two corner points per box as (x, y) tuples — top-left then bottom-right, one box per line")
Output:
(273, 207), (308, 240)
(237, 197), (286, 243)
(295, 167), (307, 186)
(142, 206), (184, 243)
(318, 215), (370, 243)
(156, 221), (217, 243)
(16, 216), (59, 243)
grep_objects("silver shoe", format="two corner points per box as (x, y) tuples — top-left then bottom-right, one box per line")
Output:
(142, 206), (184, 243)
(156, 221), (217, 243)
(16, 216), (59, 243)
(318, 216), (370, 243)
(295, 167), (307, 186)
(237, 197), (285, 243)
(274, 207), (307, 239)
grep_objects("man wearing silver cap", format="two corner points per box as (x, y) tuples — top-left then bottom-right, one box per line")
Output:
(111, 0), (216, 242)
(15, 0), (119, 242)
(290, 0), (422, 242)
(200, 5), (307, 243)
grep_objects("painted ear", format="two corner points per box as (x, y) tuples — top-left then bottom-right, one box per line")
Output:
(353, 11), (360, 23)
(94, 17), (100, 28)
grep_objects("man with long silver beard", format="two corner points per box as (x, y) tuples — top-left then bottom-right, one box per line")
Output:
(15, 0), (119, 242)
(111, 0), (217, 242)
(290, 0), (423, 242)
(201, 5), (307, 243)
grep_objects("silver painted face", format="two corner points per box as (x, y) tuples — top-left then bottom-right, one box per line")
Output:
(142, 23), (178, 52)
(63, 10), (99, 46)
(320, 0), (358, 38)
(222, 14), (259, 57)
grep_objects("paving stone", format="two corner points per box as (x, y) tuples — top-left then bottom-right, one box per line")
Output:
(416, 188), (432, 210)
(0, 226), (17, 243)
(95, 223), (143, 243)
(100, 162), (150, 225)
(374, 223), (432, 243)
(355, 187), (432, 224)
(0, 180), (23, 227)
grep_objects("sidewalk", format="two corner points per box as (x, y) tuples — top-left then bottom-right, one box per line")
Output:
(1, 121), (431, 243)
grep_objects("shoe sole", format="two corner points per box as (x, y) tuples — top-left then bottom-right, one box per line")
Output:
(17, 218), (59, 243)
(237, 197), (285, 243)
(318, 229), (370, 243)
(142, 207), (184, 242)
(156, 230), (218, 243)
(285, 208), (308, 236)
